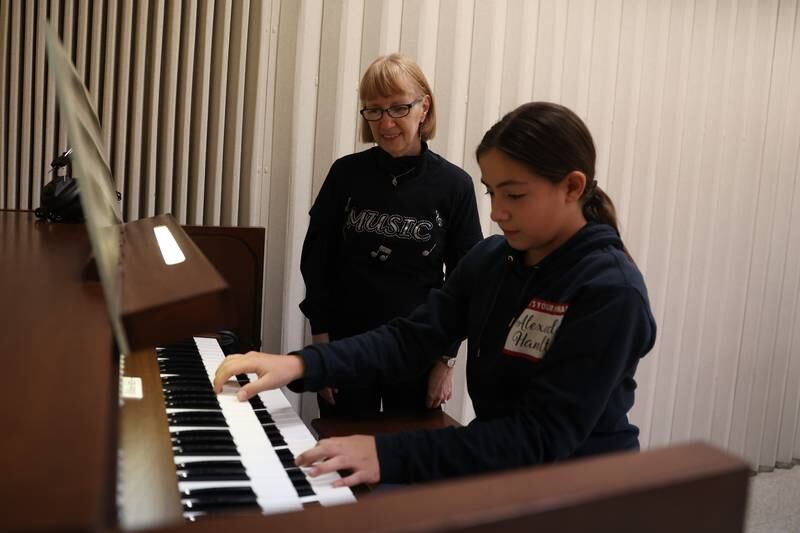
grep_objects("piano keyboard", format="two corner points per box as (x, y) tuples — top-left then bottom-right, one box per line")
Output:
(158, 336), (355, 520)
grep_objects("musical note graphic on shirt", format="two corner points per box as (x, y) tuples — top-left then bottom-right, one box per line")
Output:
(370, 245), (392, 261)
(421, 243), (437, 257)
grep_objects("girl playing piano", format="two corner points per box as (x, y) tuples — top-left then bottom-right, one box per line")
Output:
(214, 102), (657, 486)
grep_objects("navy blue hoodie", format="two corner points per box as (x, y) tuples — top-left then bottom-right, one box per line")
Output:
(294, 223), (657, 482)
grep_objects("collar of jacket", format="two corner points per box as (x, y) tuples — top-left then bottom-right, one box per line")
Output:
(502, 222), (623, 277)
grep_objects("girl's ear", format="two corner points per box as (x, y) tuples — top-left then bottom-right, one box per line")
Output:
(563, 171), (587, 203)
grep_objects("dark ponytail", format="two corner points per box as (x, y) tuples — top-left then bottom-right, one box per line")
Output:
(476, 102), (632, 260)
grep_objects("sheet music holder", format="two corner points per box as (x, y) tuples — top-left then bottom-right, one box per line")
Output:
(45, 25), (233, 351)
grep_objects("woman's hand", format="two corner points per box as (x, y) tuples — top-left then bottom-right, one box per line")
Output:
(426, 358), (454, 408)
(212, 351), (305, 401)
(296, 436), (380, 487)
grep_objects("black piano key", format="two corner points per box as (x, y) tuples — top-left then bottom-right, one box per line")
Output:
(168, 412), (228, 427)
(161, 374), (216, 382)
(262, 425), (283, 437)
(172, 432), (235, 445)
(172, 437), (235, 448)
(176, 460), (244, 470)
(253, 410), (274, 424)
(294, 484), (315, 498)
(163, 384), (217, 394)
(285, 467), (307, 482)
(158, 363), (208, 379)
(181, 486), (256, 499)
(171, 429), (232, 439)
(275, 448), (295, 468)
(166, 400), (222, 410)
(158, 356), (203, 364)
(182, 496), (260, 512)
(248, 397), (266, 409)
(163, 389), (218, 398)
(173, 443), (240, 455)
(265, 432), (287, 447)
(177, 469), (249, 482)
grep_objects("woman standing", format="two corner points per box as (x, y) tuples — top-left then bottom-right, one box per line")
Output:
(299, 54), (483, 416)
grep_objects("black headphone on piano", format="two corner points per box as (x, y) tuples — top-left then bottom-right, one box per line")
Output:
(35, 149), (84, 223)
(35, 149), (121, 223)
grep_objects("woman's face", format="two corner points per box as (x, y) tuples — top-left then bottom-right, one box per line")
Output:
(479, 148), (587, 266)
(363, 77), (429, 158)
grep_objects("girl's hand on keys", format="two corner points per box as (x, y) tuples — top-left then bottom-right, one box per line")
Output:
(296, 435), (380, 487)
(213, 352), (305, 401)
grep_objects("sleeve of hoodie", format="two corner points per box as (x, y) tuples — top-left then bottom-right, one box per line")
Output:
(298, 160), (347, 335)
(375, 284), (656, 483)
(291, 241), (477, 392)
(440, 171), (483, 357)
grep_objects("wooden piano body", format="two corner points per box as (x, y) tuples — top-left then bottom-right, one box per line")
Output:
(0, 210), (750, 532)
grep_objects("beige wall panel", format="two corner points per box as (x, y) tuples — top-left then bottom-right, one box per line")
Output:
(221, 0), (250, 226)
(282, 0), (323, 357)
(143, 0), (165, 218)
(638, 0), (694, 449)
(156, 0), (181, 216)
(18, 1), (34, 208)
(775, 0), (800, 466)
(0, 0), (8, 207)
(431, 0), (474, 166)
(668, 0), (719, 445)
(264, 0), (300, 357)
(7, 0), (20, 207)
(113, 0), (133, 219)
(718, 0), (779, 460)
(88, 0), (102, 110)
(101, 0), (117, 188)
(204, 0), (232, 226)
(463, 0), (506, 235)
(240, 0), (274, 226)
(740, 0), (793, 469)
(188, 0), (215, 224)
(400, 0), (440, 83)
(31, 0), (47, 208)
(125, 0), (150, 221)
(174, 1), (198, 224)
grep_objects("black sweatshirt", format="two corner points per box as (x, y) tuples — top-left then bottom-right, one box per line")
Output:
(292, 223), (657, 482)
(299, 143), (483, 356)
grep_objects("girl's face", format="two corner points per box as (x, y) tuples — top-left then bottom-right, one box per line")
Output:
(479, 148), (587, 266)
(363, 77), (430, 158)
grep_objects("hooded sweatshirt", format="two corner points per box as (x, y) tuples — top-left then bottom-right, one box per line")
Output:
(299, 143), (483, 350)
(293, 223), (657, 482)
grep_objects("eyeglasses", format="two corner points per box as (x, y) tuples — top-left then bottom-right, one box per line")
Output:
(360, 97), (424, 121)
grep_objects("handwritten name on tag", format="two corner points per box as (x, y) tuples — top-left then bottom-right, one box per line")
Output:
(503, 299), (568, 361)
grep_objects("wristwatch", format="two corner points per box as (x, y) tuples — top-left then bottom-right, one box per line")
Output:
(440, 356), (456, 368)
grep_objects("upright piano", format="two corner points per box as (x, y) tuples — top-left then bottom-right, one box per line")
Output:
(0, 209), (751, 533)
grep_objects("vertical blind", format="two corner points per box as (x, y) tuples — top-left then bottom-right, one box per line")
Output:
(2, 0), (799, 472)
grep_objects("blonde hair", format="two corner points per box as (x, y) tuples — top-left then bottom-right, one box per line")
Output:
(358, 54), (437, 143)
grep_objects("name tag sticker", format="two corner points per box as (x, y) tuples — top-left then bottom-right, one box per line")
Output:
(121, 376), (143, 400)
(503, 299), (568, 361)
